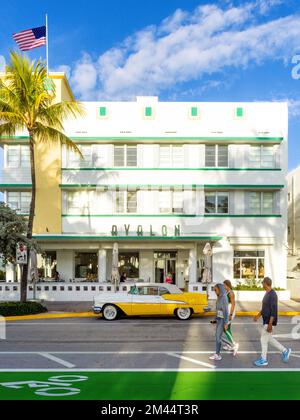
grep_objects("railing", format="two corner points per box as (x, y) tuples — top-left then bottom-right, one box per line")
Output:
(0, 282), (217, 301)
(0, 282), (133, 302)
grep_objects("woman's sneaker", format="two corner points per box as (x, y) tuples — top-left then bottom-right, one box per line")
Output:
(223, 345), (233, 351)
(282, 348), (291, 363)
(233, 343), (239, 357)
(209, 354), (222, 361)
(253, 357), (268, 367)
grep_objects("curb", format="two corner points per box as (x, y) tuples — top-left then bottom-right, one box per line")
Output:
(4, 310), (300, 321)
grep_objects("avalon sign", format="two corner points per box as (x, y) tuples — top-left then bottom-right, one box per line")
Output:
(111, 224), (181, 237)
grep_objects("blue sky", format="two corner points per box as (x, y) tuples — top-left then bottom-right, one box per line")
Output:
(0, 0), (300, 169)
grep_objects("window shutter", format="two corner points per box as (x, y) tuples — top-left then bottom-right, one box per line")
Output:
(126, 146), (137, 167)
(218, 145), (228, 167)
(172, 146), (184, 167)
(205, 145), (216, 167)
(114, 146), (125, 167)
(159, 146), (171, 167)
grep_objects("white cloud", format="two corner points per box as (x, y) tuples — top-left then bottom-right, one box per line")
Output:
(287, 99), (300, 117)
(53, 64), (72, 79)
(64, 1), (300, 100)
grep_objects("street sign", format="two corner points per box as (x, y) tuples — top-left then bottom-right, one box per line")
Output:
(16, 243), (27, 265)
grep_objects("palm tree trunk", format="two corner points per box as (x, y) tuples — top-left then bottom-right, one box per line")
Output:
(20, 134), (36, 303)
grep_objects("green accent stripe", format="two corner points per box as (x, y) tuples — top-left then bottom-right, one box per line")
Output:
(33, 235), (223, 240)
(62, 167), (282, 171)
(0, 184), (32, 188)
(1, 136), (284, 141)
(62, 214), (282, 218)
(60, 184), (284, 189)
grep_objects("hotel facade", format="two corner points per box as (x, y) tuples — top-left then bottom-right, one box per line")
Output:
(0, 74), (288, 297)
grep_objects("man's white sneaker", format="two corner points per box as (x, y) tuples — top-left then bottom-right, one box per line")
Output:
(233, 343), (239, 357)
(209, 354), (222, 361)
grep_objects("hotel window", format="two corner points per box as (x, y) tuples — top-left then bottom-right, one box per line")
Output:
(159, 190), (183, 213)
(249, 146), (275, 168)
(66, 191), (93, 215)
(116, 190), (137, 213)
(114, 145), (137, 167)
(7, 145), (30, 168)
(159, 145), (184, 168)
(37, 251), (57, 280)
(205, 192), (229, 214)
(7, 191), (31, 213)
(68, 145), (93, 167)
(118, 252), (139, 278)
(74, 252), (98, 281)
(205, 145), (228, 167)
(233, 250), (265, 282)
(248, 192), (274, 214)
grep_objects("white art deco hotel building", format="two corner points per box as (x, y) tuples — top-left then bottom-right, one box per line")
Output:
(1, 74), (288, 297)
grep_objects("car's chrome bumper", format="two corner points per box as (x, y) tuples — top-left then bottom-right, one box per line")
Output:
(93, 305), (102, 314)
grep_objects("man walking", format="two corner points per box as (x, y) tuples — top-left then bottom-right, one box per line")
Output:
(253, 277), (291, 367)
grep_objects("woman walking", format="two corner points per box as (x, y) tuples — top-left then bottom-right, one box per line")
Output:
(223, 280), (239, 356)
(209, 283), (229, 361)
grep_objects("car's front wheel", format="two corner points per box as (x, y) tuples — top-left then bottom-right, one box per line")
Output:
(175, 307), (192, 320)
(102, 304), (119, 321)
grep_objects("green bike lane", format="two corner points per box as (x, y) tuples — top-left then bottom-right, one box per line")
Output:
(0, 371), (300, 400)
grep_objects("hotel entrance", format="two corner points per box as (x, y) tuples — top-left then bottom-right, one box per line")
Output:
(154, 251), (177, 284)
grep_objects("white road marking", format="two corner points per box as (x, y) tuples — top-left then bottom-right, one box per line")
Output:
(0, 350), (299, 355)
(290, 354), (300, 359)
(38, 352), (75, 368)
(6, 321), (294, 326)
(166, 352), (216, 369)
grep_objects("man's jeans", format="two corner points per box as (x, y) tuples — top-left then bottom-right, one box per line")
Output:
(261, 324), (286, 360)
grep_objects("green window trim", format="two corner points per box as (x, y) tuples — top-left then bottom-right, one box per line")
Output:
(61, 214), (282, 218)
(99, 107), (107, 117)
(0, 136), (284, 143)
(59, 184), (285, 189)
(61, 167), (282, 171)
(145, 107), (152, 117)
(33, 235), (224, 241)
(191, 107), (198, 117)
(236, 107), (244, 118)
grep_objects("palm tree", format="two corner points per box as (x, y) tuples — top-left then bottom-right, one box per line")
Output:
(0, 51), (84, 302)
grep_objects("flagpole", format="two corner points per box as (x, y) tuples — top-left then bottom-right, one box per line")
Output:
(45, 13), (49, 76)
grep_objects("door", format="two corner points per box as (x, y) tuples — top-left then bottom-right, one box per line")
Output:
(130, 285), (162, 315)
(154, 251), (177, 284)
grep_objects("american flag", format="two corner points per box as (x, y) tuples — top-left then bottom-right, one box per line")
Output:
(13, 26), (46, 51)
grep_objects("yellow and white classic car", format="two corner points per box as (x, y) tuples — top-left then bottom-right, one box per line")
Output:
(93, 283), (208, 321)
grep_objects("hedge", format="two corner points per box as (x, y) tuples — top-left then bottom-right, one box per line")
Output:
(0, 301), (48, 317)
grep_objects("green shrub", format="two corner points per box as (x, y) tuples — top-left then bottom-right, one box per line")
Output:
(0, 301), (48, 316)
(233, 284), (285, 291)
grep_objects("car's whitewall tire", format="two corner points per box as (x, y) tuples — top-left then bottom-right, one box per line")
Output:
(102, 304), (119, 321)
(175, 307), (192, 320)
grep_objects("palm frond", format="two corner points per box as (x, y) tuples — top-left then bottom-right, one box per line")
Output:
(34, 122), (83, 156)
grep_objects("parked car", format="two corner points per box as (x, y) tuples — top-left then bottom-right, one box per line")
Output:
(93, 282), (208, 321)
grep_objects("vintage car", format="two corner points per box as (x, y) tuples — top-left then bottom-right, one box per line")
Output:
(93, 282), (208, 321)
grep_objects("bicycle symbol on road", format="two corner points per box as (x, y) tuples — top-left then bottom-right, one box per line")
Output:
(0, 375), (88, 397)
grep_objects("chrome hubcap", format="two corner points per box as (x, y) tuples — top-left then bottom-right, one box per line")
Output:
(178, 308), (190, 319)
(104, 306), (117, 319)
